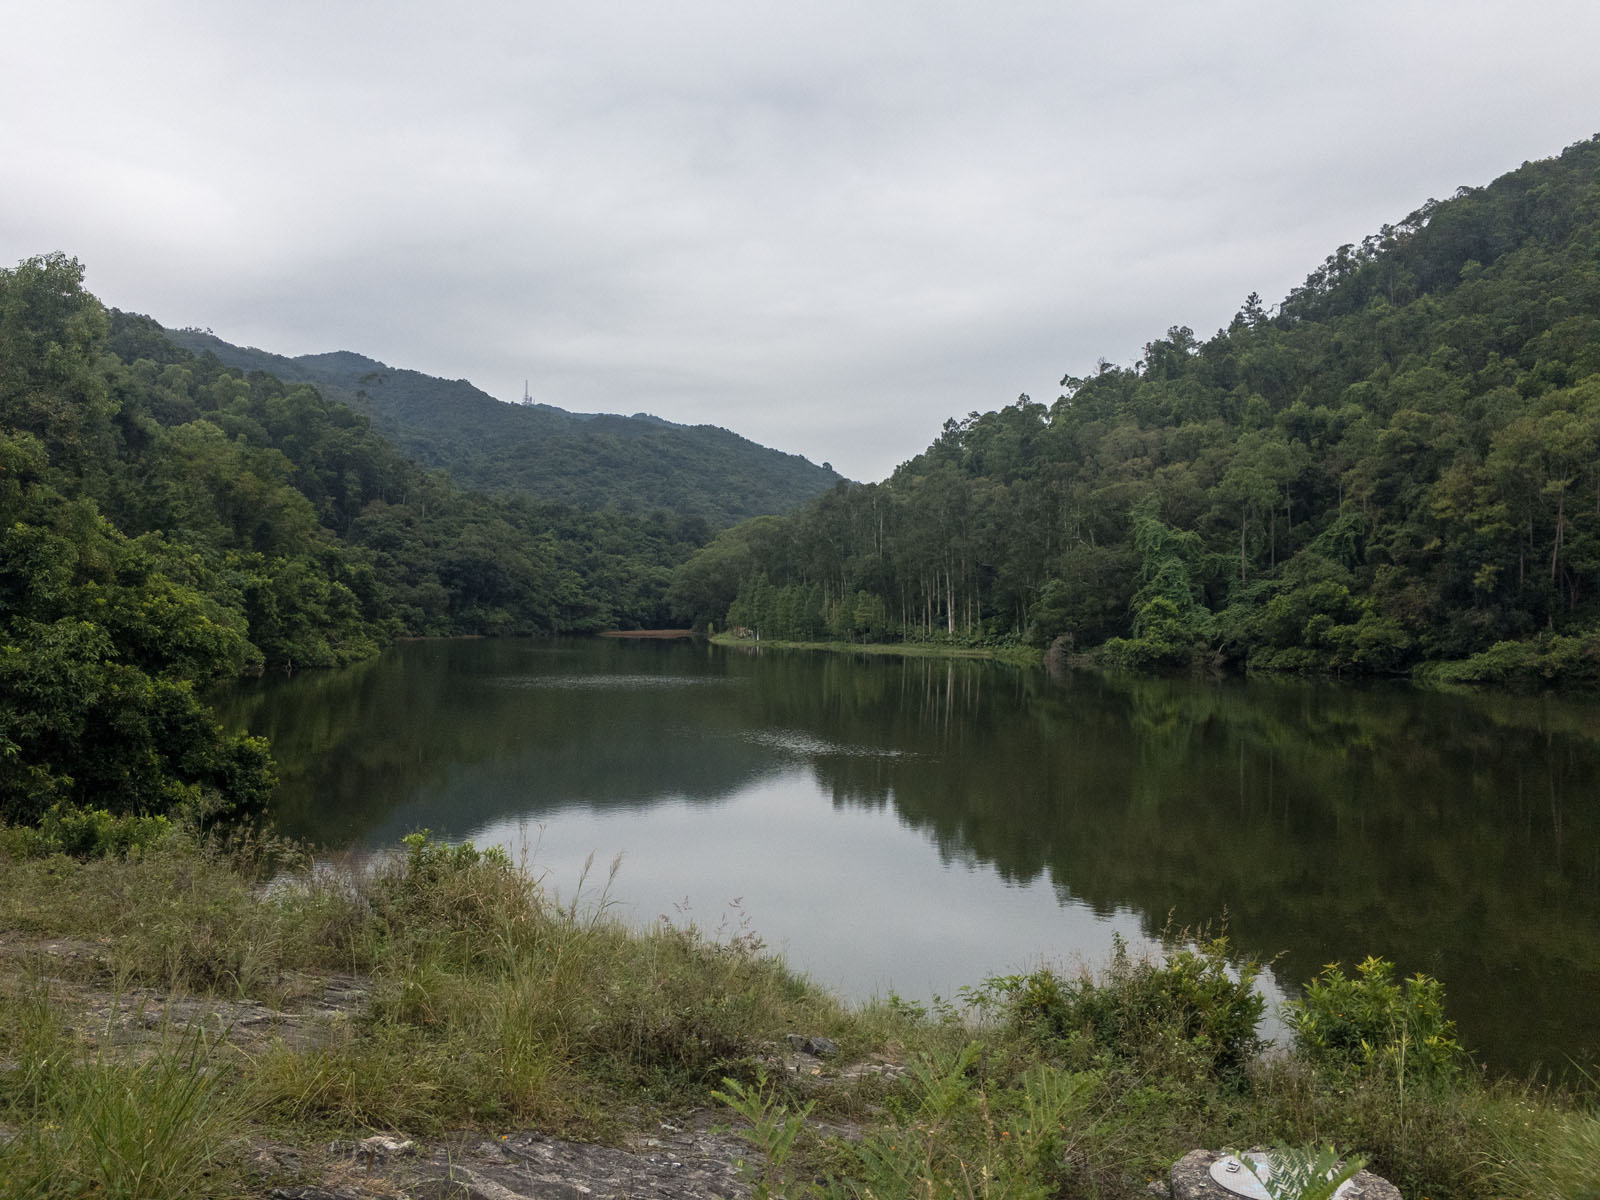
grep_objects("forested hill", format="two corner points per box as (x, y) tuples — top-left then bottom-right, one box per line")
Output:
(162, 330), (843, 525)
(1, 254), (710, 823)
(672, 134), (1600, 684)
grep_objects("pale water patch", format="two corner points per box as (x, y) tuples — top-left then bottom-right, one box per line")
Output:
(467, 769), (1292, 1035)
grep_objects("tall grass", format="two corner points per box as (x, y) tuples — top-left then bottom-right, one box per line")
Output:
(0, 990), (241, 1200)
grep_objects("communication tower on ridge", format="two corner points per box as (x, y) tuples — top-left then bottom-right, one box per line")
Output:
(520, 379), (534, 406)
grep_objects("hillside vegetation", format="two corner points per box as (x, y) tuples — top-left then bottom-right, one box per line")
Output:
(674, 135), (1600, 683)
(163, 330), (844, 525)
(0, 255), (706, 822)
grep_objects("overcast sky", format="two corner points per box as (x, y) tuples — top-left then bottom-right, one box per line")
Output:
(4, 2), (1597, 481)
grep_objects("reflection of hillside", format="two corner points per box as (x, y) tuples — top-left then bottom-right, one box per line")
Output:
(799, 666), (1600, 1075)
(215, 640), (778, 843)
(356, 728), (782, 845)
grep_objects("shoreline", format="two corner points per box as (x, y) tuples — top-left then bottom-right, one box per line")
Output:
(0, 826), (1594, 1198)
(708, 631), (1042, 666)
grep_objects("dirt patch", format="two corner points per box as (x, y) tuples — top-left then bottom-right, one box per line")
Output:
(0, 934), (370, 1059)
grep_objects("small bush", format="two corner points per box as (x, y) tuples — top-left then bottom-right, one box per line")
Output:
(1284, 956), (1463, 1087)
(1007, 933), (1266, 1079)
(1418, 631), (1600, 687)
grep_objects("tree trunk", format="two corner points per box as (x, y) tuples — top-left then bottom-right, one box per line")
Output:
(1551, 487), (1566, 583)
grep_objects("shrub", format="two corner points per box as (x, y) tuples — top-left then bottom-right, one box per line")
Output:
(0, 805), (172, 859)
(1283, 956), (1462, 1086)
(1006, 933), (1266, 1079)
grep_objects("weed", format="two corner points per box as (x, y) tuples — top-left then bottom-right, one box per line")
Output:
(713, 1071), (816, 1199)
(831, 1042), (1105, 1199)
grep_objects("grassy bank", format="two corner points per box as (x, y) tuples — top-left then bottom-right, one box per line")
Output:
(0, 825), (1595, 1199)
(711, 632), (1043, 667)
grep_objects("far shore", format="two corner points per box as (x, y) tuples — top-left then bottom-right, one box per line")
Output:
(709, 631), (1042, 666)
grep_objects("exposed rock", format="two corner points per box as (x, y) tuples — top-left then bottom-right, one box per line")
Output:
(0, 936), (370, 1061)
(387, 1117), (751, 1200)
(837, 1055), (906, 1084)
(330, 1135), (419, 1166)
(1169, 1149), (1402, 1200)
(785, 1033), (839, 1058)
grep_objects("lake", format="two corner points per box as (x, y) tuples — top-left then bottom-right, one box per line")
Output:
(213, 636), (1600, 1078)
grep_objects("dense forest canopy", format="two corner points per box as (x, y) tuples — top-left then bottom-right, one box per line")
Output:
(0, 255), (712, 821)
(673, 135), (1600, 684)
(162, 330), (844, 526)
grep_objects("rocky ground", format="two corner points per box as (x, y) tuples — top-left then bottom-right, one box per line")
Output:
(261, 1120), (754, 1200)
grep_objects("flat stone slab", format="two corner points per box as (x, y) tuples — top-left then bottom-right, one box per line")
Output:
(1169, 1149), (1401, 1200)
(417, 1123), (751, 1200)
(301, 1116), (753, 1200)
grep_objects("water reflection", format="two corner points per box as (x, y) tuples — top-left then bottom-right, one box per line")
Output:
(214, 639), (1600, 1076)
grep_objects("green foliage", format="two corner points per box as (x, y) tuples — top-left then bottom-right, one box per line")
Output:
(1007, 933), (1266, 1078)
(18, 804), (174, 858)
(828, 1043), (1102, 1200)
(1235, 1144), (1367, 1200)
(1417, 631), (1600, 685)
(713, 1072), (816, 1199)
(1, 255), (735, 823)
(1284, 956), (1463, 1086)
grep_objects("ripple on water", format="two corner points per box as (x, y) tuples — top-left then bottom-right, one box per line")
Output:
(745, 730), (912, 758)
(491, 674), (735, 691)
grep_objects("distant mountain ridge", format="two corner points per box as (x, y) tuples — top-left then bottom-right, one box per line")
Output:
(162, 329), (844, 526)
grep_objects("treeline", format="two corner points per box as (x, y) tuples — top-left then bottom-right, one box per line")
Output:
(0, 254), (707, 822)
(672, 135), (1600, 682)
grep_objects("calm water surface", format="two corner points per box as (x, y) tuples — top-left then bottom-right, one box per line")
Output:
(214, 638), (1600, 1077)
